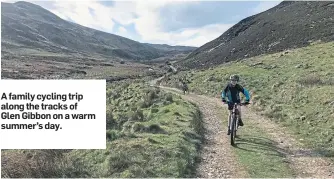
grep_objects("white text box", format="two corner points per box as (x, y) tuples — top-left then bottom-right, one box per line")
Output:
(0, 80), (106, 149)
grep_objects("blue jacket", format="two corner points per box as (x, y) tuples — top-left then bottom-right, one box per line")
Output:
(221, 83), (250, 102)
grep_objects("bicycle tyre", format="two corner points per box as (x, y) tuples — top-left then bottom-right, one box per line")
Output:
(230, 113), (237, 145)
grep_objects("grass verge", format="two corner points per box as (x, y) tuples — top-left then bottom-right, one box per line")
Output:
(1, 79), (204, 178)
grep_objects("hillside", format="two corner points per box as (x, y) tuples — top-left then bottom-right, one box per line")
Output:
(1, 1), (192, 61)
(178, 1), (334, 69)
(144, 43), (196, 54)
(161, 41), (334, 156)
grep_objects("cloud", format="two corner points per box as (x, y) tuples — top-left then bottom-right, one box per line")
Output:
(42, 1), (115, 32)
(173, 23), (234, 47)
(131, 1), (185, 42)
(157, 1), (252, 32)
(252, 1), (282, 14)
(26, 1), (278, 47)
(131, 1), (233, 46)
(107, 1), (137, 26)
(42, 0), (210, 45)
(118, 26), (127, 33)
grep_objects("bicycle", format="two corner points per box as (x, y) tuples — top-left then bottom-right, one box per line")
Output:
(224, 102), (250, 146)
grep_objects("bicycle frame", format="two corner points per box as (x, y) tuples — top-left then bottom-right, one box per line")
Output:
(226, 102), (249, 146)
(228, 103), (240, 131)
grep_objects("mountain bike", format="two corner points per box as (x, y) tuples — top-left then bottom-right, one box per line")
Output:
(225, 102), (250, 146)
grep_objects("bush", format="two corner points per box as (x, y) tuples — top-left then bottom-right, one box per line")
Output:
(106, 109), (117, 129)
(106, 130), (123, 141)
(138, 100), (149, 108)
(129, 110), (144, 121)
(165, 94), (173, 102)
(1, 150), (88, 178)
(151, 108), (159, 113)
(131, 123), (146, 133)
(147, 90), (157, 101)
(139, 90), (158, 108)
(147, 124), (166, 134)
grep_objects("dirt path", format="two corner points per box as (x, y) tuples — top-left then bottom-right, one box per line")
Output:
(158, 86), (248, 178)
(153, 82), (334, 178)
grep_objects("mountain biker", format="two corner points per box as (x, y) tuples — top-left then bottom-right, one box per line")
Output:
(221, 74), (250, 135)
(180, 78), (188, 93)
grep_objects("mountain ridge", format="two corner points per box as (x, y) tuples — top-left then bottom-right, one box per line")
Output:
(178, 1), (334, 69)
(1, 1), (195, 61)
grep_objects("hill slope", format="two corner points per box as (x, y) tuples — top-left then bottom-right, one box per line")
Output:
(1, 1), (193, 61)
(162, 41), (334, 155)
(179, 1), (334, 69)
(144, 43), (196, 53)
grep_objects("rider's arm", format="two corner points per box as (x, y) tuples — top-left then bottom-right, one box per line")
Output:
(221, 91), (226, 100)
(237, 84), (250, 101)
(221, 85), (228, 101)
(243, 88), (250, 101)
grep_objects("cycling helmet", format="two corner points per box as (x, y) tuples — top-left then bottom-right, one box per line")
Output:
(230, 74), (240, 81)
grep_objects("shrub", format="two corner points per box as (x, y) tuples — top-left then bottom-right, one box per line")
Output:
(106, 109), (117, 129)
(129, 110), (144, 121)
(147, 124), (166, 134)
(1, 150), (88, 178)
(131, 123), (146, 133)
(106, 130), (123, 141)
(165, 94), (173, 102)
(139, 90), (158, 108)
(151, 108), (159, 113)
(147, 90), (157, 101)
(138, 100), (148, 108)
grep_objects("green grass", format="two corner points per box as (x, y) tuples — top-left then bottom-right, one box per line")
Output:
(233, 123), (295, 177)
(70, 81), (203, 177)
(1, 79), (204, 178)
(164, 42), (334, 157)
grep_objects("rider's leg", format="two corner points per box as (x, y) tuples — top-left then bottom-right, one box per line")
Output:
(227, 110), (232, 135)
(237, 105), (241, 119)
(228, 110), (232, 123)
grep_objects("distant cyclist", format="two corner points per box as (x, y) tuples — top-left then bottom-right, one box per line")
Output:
(180, 78), (188, 94)
(221, 74), (250, 135)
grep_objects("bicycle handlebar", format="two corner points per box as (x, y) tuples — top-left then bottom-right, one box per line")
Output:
(222, 102), (251, 106)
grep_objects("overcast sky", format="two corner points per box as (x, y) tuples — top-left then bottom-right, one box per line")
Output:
(4, 0), (282, 47)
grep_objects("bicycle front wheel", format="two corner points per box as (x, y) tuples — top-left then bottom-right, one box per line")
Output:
(230, 114), (237, 146)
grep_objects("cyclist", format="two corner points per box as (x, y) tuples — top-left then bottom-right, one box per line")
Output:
(180, 79), (188, 94)
(221, 74), (250, 135)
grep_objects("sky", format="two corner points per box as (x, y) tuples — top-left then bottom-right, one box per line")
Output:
(4, 0), (282, 47)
